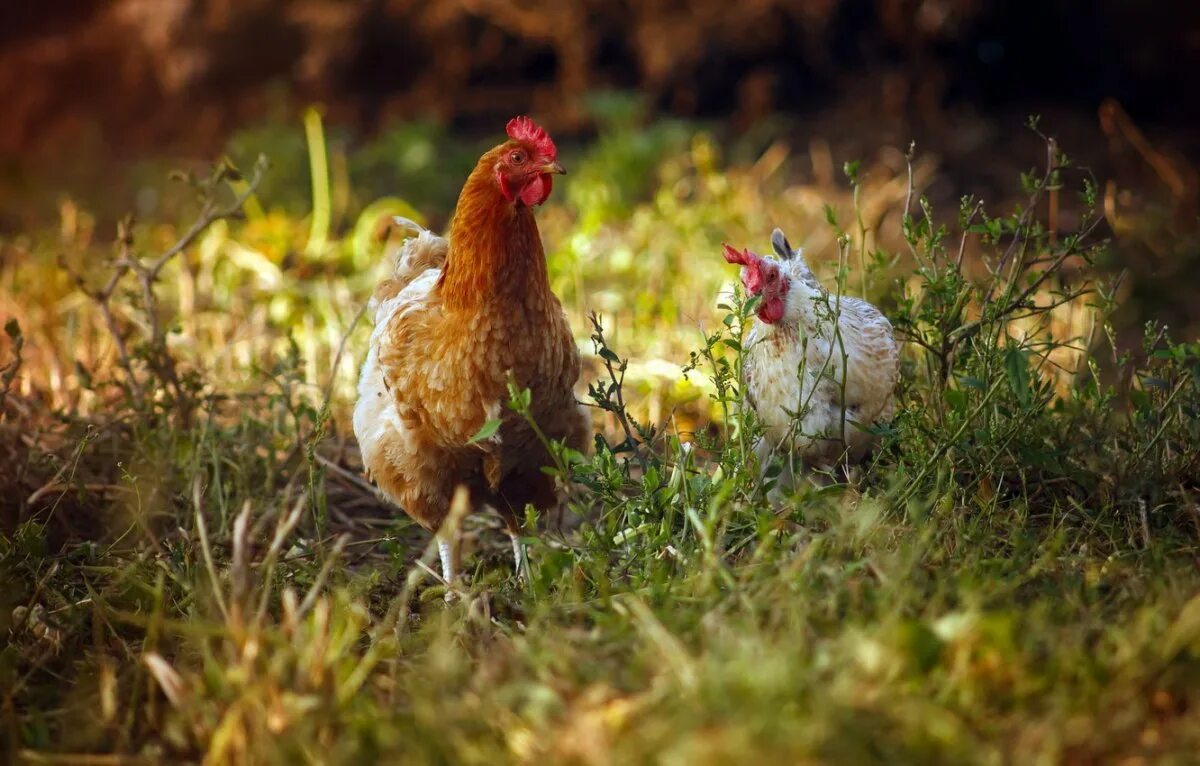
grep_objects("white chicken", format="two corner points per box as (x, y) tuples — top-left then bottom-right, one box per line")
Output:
(722, 228), (899, 494)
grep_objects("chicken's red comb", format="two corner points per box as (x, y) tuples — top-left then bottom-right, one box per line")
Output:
(506, 116), (557, 160)
(722, 243), (765, 293)
(722, 243), (752, 266)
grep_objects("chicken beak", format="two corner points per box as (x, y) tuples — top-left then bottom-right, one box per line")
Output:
(543, 160), (566, 175)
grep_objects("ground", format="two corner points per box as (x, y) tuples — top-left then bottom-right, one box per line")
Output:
(2, 105), (1199, 764)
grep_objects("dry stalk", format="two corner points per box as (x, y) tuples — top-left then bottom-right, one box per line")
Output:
(62, 156), (268, 420)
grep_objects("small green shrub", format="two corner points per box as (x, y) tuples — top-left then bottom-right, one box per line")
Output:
(1, 117), (1198, 764)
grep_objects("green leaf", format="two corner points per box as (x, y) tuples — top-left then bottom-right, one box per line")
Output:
(944, 388), (968, 412)
(823, 203), (838, 227)
(843, 160), (861, 183)
(467, 419), (501, 445)
(958, 375), (986, 391)
(560, 447), (587, 466)
(1004, 346), (1031, 406)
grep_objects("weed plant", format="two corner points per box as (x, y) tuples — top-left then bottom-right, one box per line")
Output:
(2, 113), (1198, 764)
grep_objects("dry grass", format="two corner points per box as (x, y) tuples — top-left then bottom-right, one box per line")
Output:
(2, 112), (1199, 764)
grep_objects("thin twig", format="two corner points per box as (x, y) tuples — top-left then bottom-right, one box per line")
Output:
(192, 477), (230, 622)
(315, 453), (379, 498)
(255, 495), (307, 624)
(587, 311), (646, 466)
(62, 156), (268, 416)
(295, 534), (351, 619)
(320, 298), (370, 409)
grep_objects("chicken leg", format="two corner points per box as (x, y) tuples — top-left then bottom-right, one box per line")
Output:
(437, 536), (457, 583)
(510, 533), (530, 582)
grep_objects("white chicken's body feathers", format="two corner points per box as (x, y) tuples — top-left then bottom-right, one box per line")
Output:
(741, 240), (899, 491)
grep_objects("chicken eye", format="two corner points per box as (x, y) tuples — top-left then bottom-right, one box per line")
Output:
(510, 151), (526, 165)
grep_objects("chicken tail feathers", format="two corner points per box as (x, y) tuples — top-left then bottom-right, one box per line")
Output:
(391, 216), (427, 235)
(391, 228), (447, 288)
(769, 226), (822, 291)
(370, 225), (448, 313)
(770, 228), (794, 260)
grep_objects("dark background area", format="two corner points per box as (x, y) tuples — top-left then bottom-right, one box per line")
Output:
(1, 0), (1198, 335)
(1, 0), (1197, 160)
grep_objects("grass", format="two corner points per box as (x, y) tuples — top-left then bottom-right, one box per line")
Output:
(2, 104), (1199, 764)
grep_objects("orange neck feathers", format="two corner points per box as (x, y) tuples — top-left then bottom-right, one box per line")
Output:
(439, 148), (550, 311)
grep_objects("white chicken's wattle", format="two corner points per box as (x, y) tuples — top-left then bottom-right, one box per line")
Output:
(725, 228), (900, 495)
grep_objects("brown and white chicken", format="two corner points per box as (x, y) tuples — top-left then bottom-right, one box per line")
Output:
(354, 117), (589, 586)
(722, 228), (899, 494)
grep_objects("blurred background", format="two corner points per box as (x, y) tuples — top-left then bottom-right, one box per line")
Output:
(3, 0), (1199, 152)
(0, 0), (1198, 417)
(3, 1), (1198, 207)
